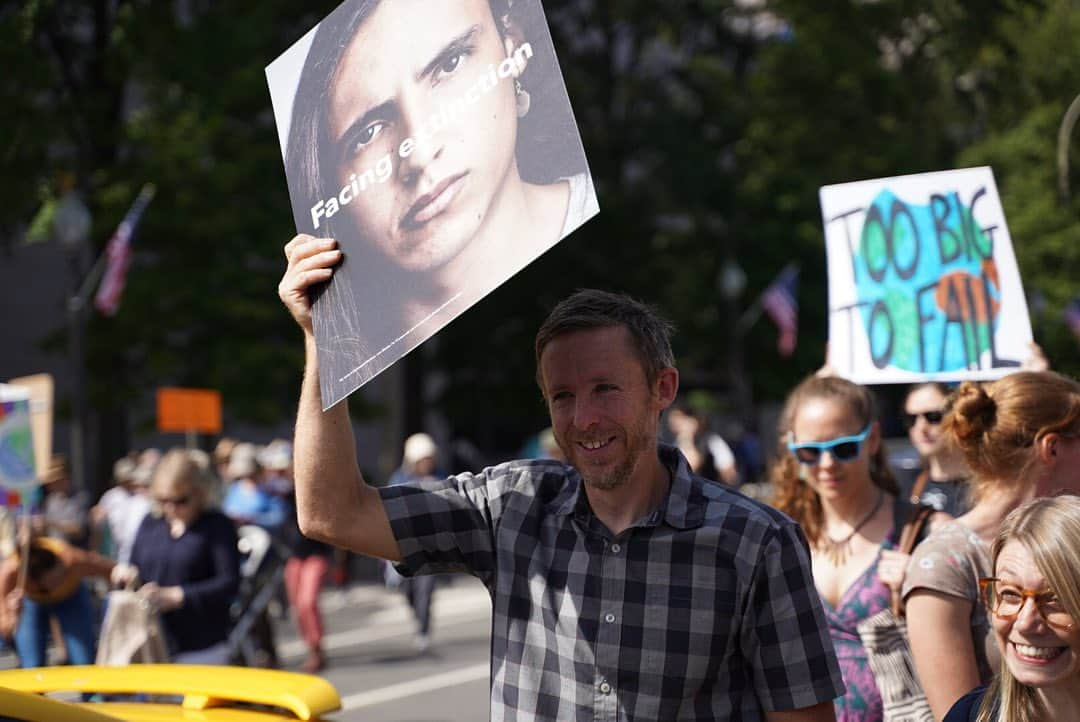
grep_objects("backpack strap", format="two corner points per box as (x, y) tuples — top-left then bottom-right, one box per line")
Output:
(889, 494), (935, 617)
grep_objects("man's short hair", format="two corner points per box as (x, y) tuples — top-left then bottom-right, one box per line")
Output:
(534, 289), (675, 391)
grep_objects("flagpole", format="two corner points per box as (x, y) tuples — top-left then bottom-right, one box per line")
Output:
(66, 182), (155, 495)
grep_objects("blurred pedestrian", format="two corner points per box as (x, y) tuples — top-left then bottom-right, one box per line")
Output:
(91, 455), (152, 563)
(385, 433), (441, 653)
(271, 440), (332, 673)
(223, 443), (286, 533)
(123, 448), (240, 664)
(904, 371), (1080, 719)
(37, 455), (89, 548)
(0, 534), (128, 668)
(213, 437), (239, 487)
(900, 382), (972, 515)
(665, 401), (737, 485)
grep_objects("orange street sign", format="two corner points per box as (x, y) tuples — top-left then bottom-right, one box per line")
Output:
(157, 388), (222, 434)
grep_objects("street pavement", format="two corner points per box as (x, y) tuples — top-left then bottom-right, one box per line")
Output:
(0, 575), (495, 721)
(286, 575), (493, 721)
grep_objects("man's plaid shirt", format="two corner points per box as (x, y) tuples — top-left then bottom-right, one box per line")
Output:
(380, 445), (843, 721)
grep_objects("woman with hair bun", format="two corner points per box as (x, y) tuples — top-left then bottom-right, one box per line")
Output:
(903, 371), (1080, 719)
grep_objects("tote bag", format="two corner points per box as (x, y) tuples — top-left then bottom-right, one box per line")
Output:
(856, 488), (935, 722)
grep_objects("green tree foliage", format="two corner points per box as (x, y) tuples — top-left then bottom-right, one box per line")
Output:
(3, 0), (1077, 471)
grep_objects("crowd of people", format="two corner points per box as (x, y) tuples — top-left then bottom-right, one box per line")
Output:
(1, 252), (1076, 722)
(0, 437), (325, 673)
(277, 234), (1080, 721)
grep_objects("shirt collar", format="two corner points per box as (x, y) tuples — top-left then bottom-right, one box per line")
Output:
(549, 444), (707, 530)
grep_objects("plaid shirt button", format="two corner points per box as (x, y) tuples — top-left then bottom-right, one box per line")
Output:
(609, 543), (621, 553)
(599, 681), (612, 694)
(604, 613), (615, 623)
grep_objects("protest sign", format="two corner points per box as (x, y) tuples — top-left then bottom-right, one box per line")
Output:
(157, 387), (223, 435)
(267, 0), (599, 409)
(8, 373), (53, 479)
(0, 384), (39, 505)
(820, 167), (1033, 384)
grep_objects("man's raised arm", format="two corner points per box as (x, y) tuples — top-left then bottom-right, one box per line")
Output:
(279, 234), (401, 562)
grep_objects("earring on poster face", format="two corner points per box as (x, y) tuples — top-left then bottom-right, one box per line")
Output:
(515, 79), (531, 118)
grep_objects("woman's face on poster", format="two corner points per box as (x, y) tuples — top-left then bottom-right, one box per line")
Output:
(327, 0), (521, 274)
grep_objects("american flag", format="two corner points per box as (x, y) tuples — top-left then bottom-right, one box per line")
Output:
(94, 184), (156, 316)
(761, 264), (799, 357)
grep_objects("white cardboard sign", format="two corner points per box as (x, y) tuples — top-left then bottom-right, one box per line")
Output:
(819, 167), (1033, 384)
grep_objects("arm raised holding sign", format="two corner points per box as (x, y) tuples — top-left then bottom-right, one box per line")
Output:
(278, 233), (402, 562)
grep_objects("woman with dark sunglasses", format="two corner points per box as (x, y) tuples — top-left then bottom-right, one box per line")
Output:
(772, 375), (947, 722)
(903, 371), (1080, 720)
(121, 448), (240, 664)
(900, 382), (973, 516)
(944, 494), (1080, 721)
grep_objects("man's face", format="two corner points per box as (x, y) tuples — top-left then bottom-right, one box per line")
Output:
(539, 326), (672, 492)
(327, 0), (520, 274)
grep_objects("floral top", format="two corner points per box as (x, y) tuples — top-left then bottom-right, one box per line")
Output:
(901, 520), (999, 684)
(823, 540), (894, 722)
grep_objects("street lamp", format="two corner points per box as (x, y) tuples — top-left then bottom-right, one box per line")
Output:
(54, 190), (92, 495)
(718, 259), (755, 429)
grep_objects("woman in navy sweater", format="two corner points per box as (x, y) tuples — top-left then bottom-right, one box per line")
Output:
(127, 448), (239, 663)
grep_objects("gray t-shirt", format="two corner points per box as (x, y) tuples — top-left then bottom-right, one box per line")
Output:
(902, 520), (998, 684)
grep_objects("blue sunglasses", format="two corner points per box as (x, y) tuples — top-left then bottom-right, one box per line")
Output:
(787, 425), (873, 465)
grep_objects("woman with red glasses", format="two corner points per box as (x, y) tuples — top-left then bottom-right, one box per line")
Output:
(773, 375), (947, 722)
(944, 494), (1080, 721)
(903, 371), (1080, 720)
(901, 382), (973, 516)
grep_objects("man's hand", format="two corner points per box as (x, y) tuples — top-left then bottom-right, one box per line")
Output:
(278, 234), (342, 334)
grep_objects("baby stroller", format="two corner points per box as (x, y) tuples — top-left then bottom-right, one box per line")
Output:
(227, 524), (288, 667)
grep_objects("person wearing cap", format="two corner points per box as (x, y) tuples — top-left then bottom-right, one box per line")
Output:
(270, 439), (333, 673)
(385, 433), (442, 653)
(222, 443), (286, 533)
(213, 437), (240, 489)
(37, 455), (89, 549)
(91, 454), (153, 563)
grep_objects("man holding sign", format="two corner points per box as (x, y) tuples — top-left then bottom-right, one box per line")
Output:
(279, 235), (843, 721)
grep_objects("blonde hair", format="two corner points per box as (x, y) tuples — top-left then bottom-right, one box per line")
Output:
(771, 375), (897, 546)
(977, 494), (1080, 722)
(945, 371), (1080, 502)
(150, 448), (214, 517)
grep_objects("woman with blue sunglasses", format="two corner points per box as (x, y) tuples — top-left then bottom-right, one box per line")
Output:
(773, 375), (946, 722)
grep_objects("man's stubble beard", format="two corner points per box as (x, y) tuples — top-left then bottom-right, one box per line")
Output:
(565, 420), (653, 493)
